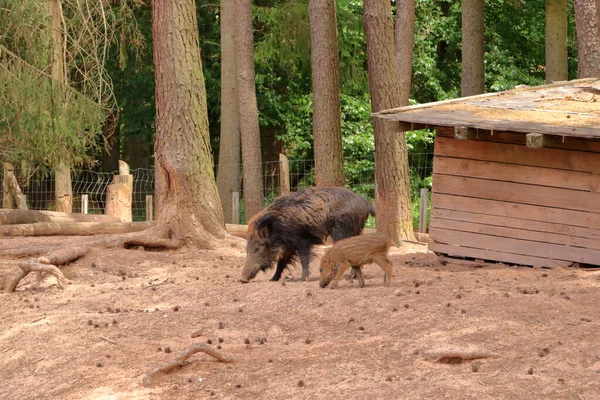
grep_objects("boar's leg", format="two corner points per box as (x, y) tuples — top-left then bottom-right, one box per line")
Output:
(352, 266), (365, 288)
(373, 254), (393, 286)
(299, 246), (311, 281)
(270, 251), (293, 281)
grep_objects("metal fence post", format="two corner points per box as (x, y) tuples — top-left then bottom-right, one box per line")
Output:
(81, 194), (88, 214)
(419, 188), (429, 233)
(232, 191), (240, 224)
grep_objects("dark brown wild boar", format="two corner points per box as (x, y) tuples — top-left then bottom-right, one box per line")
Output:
(240, 187), (375, 283)
(319, 233), (393, 289)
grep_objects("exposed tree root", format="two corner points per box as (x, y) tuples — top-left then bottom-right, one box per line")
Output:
(142, 343), (233, 387)
(122, 236), (182, 250)
(422, 350), (501, 364)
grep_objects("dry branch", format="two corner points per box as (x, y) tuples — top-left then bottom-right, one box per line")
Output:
(422, 350), (501, 364)
(6, 258), (72, 293)
(142, 343), (233, 387)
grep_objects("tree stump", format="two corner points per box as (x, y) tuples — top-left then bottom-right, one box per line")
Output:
(105, 161), (133, 222)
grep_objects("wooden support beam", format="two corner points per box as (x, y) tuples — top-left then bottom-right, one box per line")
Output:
(398, 122), (432, 132)
(279, 153), (290, 196)
(454, 126), (477, 140)
(526, 132), (547, 149)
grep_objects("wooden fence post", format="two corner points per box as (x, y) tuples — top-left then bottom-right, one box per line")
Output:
(2, 162), (12, 209)
(19, 195), (27, 210)
(232, 191), (240, 224)
(146, 195), (153, 221)
(81, 194), (89, 214)
(105, 160), (133, 222)
(419, 188), (429, 233)
(279, 153), (290, 196)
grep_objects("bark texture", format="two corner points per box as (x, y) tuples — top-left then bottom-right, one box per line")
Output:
(545, 0), (568, 82)
(363, 0), (415, 243)
(151, 0), (226, 247)
(235, 0), (264, 220)
(48, 0), (72, 213)
(309, 0), (345, 187)
(461, 0), (485, 96)
(216, 0), (241, 223)
(395, 0), (415, 106)
(574, 0), (600, 78)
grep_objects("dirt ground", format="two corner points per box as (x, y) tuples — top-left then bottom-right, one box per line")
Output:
(1, 234), (599, 400)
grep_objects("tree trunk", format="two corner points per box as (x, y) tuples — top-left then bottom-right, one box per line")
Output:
(395, 0), (415, 106)
(309, 0), (345, 187)
(150, 0), (226, 247)
(545, 0), (568, 83)
(48, 0), (72, 213)
(363, 0), (415, 243)
(235, 0), (264, 220)
(574, 0), (600, 78)
(101, 112), (121, 173)
(461, 0), (485, 96)
(217, 0), (241, 224)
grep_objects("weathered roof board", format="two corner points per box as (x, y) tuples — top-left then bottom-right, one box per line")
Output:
(374, 78), (600, 139)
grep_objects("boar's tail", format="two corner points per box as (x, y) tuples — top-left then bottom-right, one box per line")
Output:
(369, 203), (376, 217)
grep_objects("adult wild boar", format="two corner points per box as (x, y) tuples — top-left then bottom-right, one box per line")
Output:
(240, 187), (375, 283)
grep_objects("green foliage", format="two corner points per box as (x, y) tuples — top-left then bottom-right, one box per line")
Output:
(0, 1), (104, 168)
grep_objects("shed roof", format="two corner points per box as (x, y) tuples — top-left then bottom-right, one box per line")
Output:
(374, 78), (600, 139)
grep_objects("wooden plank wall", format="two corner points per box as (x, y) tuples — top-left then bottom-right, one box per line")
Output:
(429, 128), (600, 268)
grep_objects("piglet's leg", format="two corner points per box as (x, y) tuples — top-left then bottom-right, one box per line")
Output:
(352, 266), (365, 288)
(330, 261), (349, 289)
(373, 254), (393, 286)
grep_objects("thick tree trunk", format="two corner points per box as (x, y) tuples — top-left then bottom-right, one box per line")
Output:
(574, 0), (600, 78)
(49, 0), (73, 213)
(545, 0), (568, 83)
(151, 0), (226, 247)
(235, 0), (264, 220)
(363, 0), (415, 243)
(395, 0), (415, 106)
(217, 0), (241, 224)
(309, 0), (345, 187)
(461, 0), (485, 96)
(101, 112), (121, 173)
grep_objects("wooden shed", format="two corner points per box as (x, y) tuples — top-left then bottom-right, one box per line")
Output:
(374, 78), (600, 268)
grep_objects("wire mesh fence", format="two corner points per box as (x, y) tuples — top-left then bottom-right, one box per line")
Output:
(2, 153), (434, 226)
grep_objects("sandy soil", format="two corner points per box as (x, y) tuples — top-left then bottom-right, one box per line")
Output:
(1, 235), (599, 400)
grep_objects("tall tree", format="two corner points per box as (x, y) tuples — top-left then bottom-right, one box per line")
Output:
(150, 0), (226, 247)
(235, 0), (264, 220)
(574, 0), (600, 78)
(461, 0), (485, 96)
(216, 0), (241, 223)
(363, 0), (415, 243)
(309, 0), (345, 187)
(48, 0), (73, 213)
(395, 0), (415, 105)
(545, 0), (568, 82)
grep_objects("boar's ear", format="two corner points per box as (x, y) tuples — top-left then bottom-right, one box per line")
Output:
(254, 215), (275, 239)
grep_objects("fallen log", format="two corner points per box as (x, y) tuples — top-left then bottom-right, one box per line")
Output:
(0, 221), (151, 236)
(0, 209), (120, 225)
